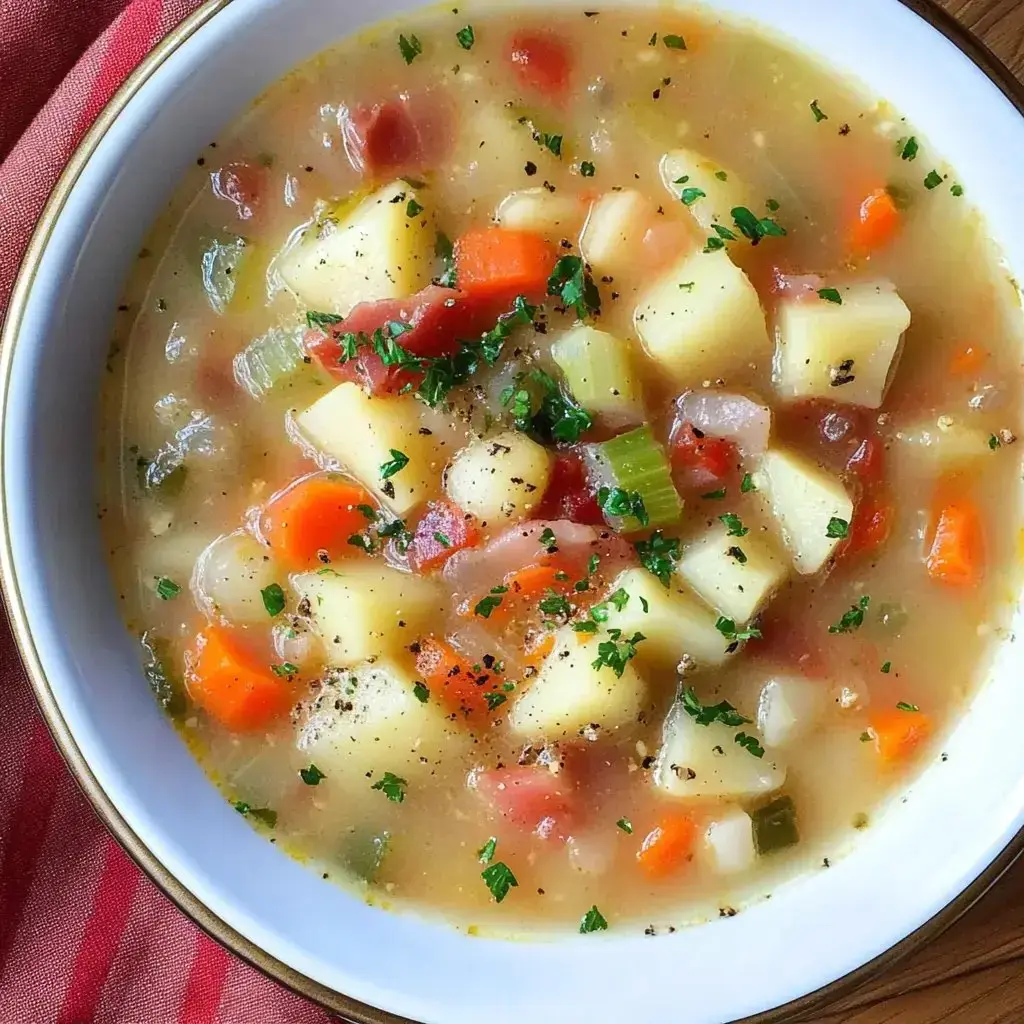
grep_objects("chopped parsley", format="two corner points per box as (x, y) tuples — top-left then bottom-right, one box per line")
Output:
(663, 34), (686, 49)
(598, 487), (649, 526)
(478, 837), (497, 864)
(547, 254), (601, 319)
(740, 473), (756, 493)
(989, 433), (1001, 450)
(305, 310), (343, 330)
(703, 236), (726, 254)
(413, 681), (430, 703)
(818, 288), (843, 305)
(484, 691), (508, 711)
(271, 662), (299, 677)
(348, 533), (375, 553)
(371, 771), (408, 803)
(435, 232), (458, 288)
(607, 587), (630, 611)
(616, 817), (634, 834)
(456, 24), (475, 49)
(433, 531), (452, 548)
(398, 33), (423, 64)
(900, 136), (919, 161)
(951, 183), (964, 197)
(702, 488), (727, 501)
(635, 531), (681, 587)
(765, 197), (781, 212)
(155, 577), (181, 601)
(715, 170), (729, 181)
(679, 187), (706, 207)
(711, 223), (738, 241)
(735, 732), (765, 758)
(481, 861), (518, 903)
(924, 169), (943, 190)
(540, 133), (564, 157)
(539, 527), (558, 553)
(719, 512), (748, 537)
(261, 583), (286, 617)
(502, 367), (593, 443)
(539, 592), (572, 618)
(474, 594), (504, 618)
(681, 685), (751, 727)
(715, 616), (762, 643)
(580, 161), (596, 177)
(826, 517), (850, 539)
(896, 701), (920, 712)
(881, 662), (892, 674)
(406, 198), (425, 218)
(234, 802), (277, 828)
(591, 629), (645, 677)
(731, 206), (786, 245)
(299, 764), (325, 786)
(380, 449), (410, 480)
(810, 99), (828, 122)
(828, 595), (870, 634)
(579, 905), (609, 933)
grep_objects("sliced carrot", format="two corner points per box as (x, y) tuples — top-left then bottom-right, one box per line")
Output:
(926, 500), (984, 586)
(637, 814), (697, 879)
(262, 476), (375, 569)
(949, 343), (989, 377)
(415, 637), (501, 717)
(184, 626), (294, 732)
(408, 500), (480, 573)
(869, 708), (933, 762)
(850, 188), (901, 253)
(455, 227), (554, 303)
(524, 631), (556, 668)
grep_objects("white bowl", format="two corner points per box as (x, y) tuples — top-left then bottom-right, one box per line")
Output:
(4, 1), (1024, 1021)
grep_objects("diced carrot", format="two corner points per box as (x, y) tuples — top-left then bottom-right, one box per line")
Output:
(505, 561), (573, 598)
(850, 188), (901, 253)
(949, 343), (989, 377)
(184, 627), (294, 732)
(415, 637), (501, 717)
(408, 500), (480, 572)
(524, 632), (556, 668)
(926, 500), (984, 586)
(845, 490), (895, 559)
(262, 476), (374, 569)
(455, 227), (554, 304)
(637, 815), (697, 879)
(869, 708), (933, 762)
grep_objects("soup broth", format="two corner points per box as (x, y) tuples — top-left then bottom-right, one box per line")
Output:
(99, 3), (1023, 933)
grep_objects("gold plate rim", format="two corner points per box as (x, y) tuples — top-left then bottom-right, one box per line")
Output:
(1, 2), (1022, 1022)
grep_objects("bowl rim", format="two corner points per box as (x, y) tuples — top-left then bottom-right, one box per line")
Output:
(2, 0), (1023, 1020)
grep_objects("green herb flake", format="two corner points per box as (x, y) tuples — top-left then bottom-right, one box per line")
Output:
(648, 31), (658, 46)
(305, 310), (344, 330)
(732, 206), (786, 246)
(580, 161), (596, 178)
(860, 731), (872, 742)
(663, 34), (686, 49)
(484, 691), (508, 711)
(572, 620), (599, 634)
(261, 583), (286, 617)
(714, 170), (729, 181)
(413, 681), (430, 703)
(826, 517), (850, 539)
(607, 588), (630, 612)
(703, 236), (726, 253)
(299, 764), (326, 786)
(380, 448), (410, 480)
(435, 231), (458, 288)
(433, 531), (452, 548)
(951, 183), (964, 197)
(456, 24), (475, 49)
(539, 527), (558, 553)
(635, 531), (681, 587)
(924, 169), (943, 190)
(547, 254), (601, 320)
(406, 198), (425, 218)
(735, 732), (765, 758)
(155, 577), (181, 601)
(371, 771), (408, 803)
(681, 685), (751, 727)
(896, 701), (920, 712)
(235, 802), (277, 828)
(740, 473), (756, 493)
(989, 433), (1001, 450)
(679, 187), (706, 207)
(881, 662), (892, 674)
(810, 99), (828, 122)
(828, 595), (871, 634)
(271, 662), (299, 678)
(398, 33), (423, 64)
(715, 617), (762, 644)
(900, 136), (919, 161)
(598, 486), (649, 527)
(765, 198), (780, 212)
(539, 592), (572, 618)
(818, 288), (843, 305)
(591, 629), (646, 677)
(639, 596), (649, 614)
(478, 836), (498, 864)
(719, 512), (748, 537)
(347, 533), (375, 554)
(482, 861), (518, 903)
(474, 595), (504, 619)
(702, 488), (727, 501)
(579, 905), (609, 933)
(541, 133), (563, 158)
(616, 817), (633, 834)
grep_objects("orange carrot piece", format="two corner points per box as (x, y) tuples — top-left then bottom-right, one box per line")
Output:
(415, 637), (497, 717)
(504, 560), (574, 598)
(637, 815), (698, 879)
(850, 188), (901, 253)
(185, 627), (293, 732)
(455, 227), (553, 302)
(926, 500), (984, 586)
(263, 476), (374, 569)
(869, 708), (933, 762)
(408, 500), (480, 573)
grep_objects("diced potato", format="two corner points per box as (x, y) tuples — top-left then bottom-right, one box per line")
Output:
(277, 180), (433, 316)
(704, 810), (757, 875)
(677, 524), (788, 624)
(603, 567), (734, 670)
(756, 676), (827, 748)
(294, 565), (444, 668)
(444, 431), (553, 524)
(296, 382), (446, 515)
(659, 149), (753, 234)
(508, 627), (646, 739)
(774, 282), (912, 409)
(296, 660), (469, 783)
(193, 530), (279, 623)
(551, 325), (643, 422)
(580, 190), (652, 279)
(495, 189), (587, 245)
(654, 699), (786, 800)
(138, 528), (216, 589)
(757, 449), (853, 575)
(634, 249), (771, 387)
(894, 415), (994, 469)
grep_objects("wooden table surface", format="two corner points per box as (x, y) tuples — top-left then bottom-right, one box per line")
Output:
(803, 5), (1024, 1021)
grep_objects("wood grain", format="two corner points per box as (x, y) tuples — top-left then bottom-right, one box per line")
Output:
(807, 5), (1023, 1021)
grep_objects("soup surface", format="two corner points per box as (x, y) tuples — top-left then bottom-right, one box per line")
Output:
(100, 2), (1024, 934)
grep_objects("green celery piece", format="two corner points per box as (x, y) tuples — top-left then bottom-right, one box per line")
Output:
(590, 425), (683, 532)
(751, 795), (799, 855)
(342, 829), (390, 883)
(200, 234), (249, 315)
(140, 631), (187, 719)
(234, 325), (309, 398)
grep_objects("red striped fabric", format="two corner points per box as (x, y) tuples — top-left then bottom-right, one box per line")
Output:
(0, 2), (337, 1020)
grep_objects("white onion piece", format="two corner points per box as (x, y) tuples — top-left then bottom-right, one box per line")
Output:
(771, 269), (823, 300)
(673, 390), (772, 456)
(192, 530), (279, 623)
(273, 620), (315, 665)
(566, 829), (617, 876)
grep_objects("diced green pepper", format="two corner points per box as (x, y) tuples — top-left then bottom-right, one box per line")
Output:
(234, 325), (310, 398)
(752, 795), (799, 855)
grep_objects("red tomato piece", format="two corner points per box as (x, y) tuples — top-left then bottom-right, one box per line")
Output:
(846, 437), (885, 485)
(508, 31), (573, 97)
(344, 102), (423, 178)
(473, 765), (575, 839)
(670, 423), (738, 489)
(845, 490), (895, 559)
(210, 162), (265, 220)
(408, 501), (480, 572)
(535, 451), (605, 525)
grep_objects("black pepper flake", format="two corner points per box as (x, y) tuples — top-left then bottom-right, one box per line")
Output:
(196, 157), (206, 166)
(652, 88), (662, 100)
(382, 480), (396, 499)
(304, 165), (314, 172)
(719, 907), (737, 918)
(829, 359), (856, 387)
(839, 123), (851, 136)
(524, 161), (538, 176)
(641, 755), (655, 770)
(542, 181), (556, 194)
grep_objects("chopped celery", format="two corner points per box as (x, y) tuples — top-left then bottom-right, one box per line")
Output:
(234, 325), (310, 398)
(342, 829), (391, 882)
(140, 631), (186, 718)
(200, 234), (251, 314)
(137, 450), (187, 497)
(551, 325), (642, 421)
(585, 425), (683, 532)
(751, 795), (799, 855)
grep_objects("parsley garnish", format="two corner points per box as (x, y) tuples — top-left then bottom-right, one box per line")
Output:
(810, 99), (828, 122)
(540, 133), (563, 157)
(234, 802), (277, 828)
(371, 771), (408, 803)
(456, 24), (475, 49)
(271, 662), (299, 677)
(681, 685), (751, 727)
(580, 905), (608, 933)
(989, 433), (1001, 450)
(573, 620), (599, 634)
(711, 223), (738, 241)
(547, 254), (601, 319)
(679, 187), (706, 207)
(155, 577), (181, 601)
(591, 629), (645, 677)
(702, 488), (727, 501)
(482, 861), (518, 902)
(380, 449), (409, 480)
(539, 527), (558, 553)
(896, 701), (920, 712)
(818, 288), (843, 305)
(826, 517), (850, 539)
(703, 236), (726, 253)
(502, 368), (592, 444)
(348, 533), (375, 554)
(299, 764), (325, 786)
(413, 681), (430, 702)
(484, 691), (508, 711)
(435, 232), (457, 288)
(900, 136), (919, 161)
(663, 34), (686, 49)
(598, 487), (649, 527)
(607, 588), (630, 611)
(715, 170), (729, 181)
(539, 592), (572, 619)
(719, 512), (748, 537)
(398, 33), (423, 64)
(731, 206), (786, 245)
(478, 837), (497, 864)
(951, 183), (964, 197)
(616, 817), (633, 834)
(406, 198), (425, 218)
(305, 310), (343, 329)
(828, 595), (870, 634)
(580, 161), (596, 177)
(635, 531), (681, 587)
(735, 732), (765, 758)
(881, 662), (892, 674)
(715, 616), (762, 643)
(261, 583), (285, 617)
(740, 473), (756, 493)
(474, 594), (504, 618)
(924, 169), (943, 190)
(433, 531), (452, 548)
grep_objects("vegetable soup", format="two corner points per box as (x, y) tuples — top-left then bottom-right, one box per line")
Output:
(99, 3), (1024, 934)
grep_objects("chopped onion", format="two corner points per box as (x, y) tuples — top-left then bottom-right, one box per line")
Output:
(673, 390), (771, 456)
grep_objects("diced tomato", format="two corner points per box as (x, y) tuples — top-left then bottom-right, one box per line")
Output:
(507, 31), (573, 98)
(473, 765), (575, 839)
(777, 400), (885, 482)
(670, 423), (738, 490)
(210, 162), (265, 221)
(408, 501), (480, 572)
(845, 489), (895, 560)
(535, 451), (604, 525)
(846, 436), (885, 485)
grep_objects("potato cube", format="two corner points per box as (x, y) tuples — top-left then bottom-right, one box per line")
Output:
(704, 810), (757, 875)
(894, 415), (994, 469)
(580, 190), (653, 279)
(495, 189), (587, 245)
(550, 325), (643, 422)
(659, 149), (753, 234)
(634, 249), (771, 387)
(278, 181), (433, 315)
(508, 627), (646, 739)
(294, 566), (444, 668)
(677, 524), (788, 624)
(757, 449), (853, 575)
(757, 676), (826, 748)
(296, 382), (445, 515)
(774, 281), (912, 409)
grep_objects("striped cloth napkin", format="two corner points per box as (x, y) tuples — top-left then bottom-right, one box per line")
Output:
(0, 2), (335, 1021)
